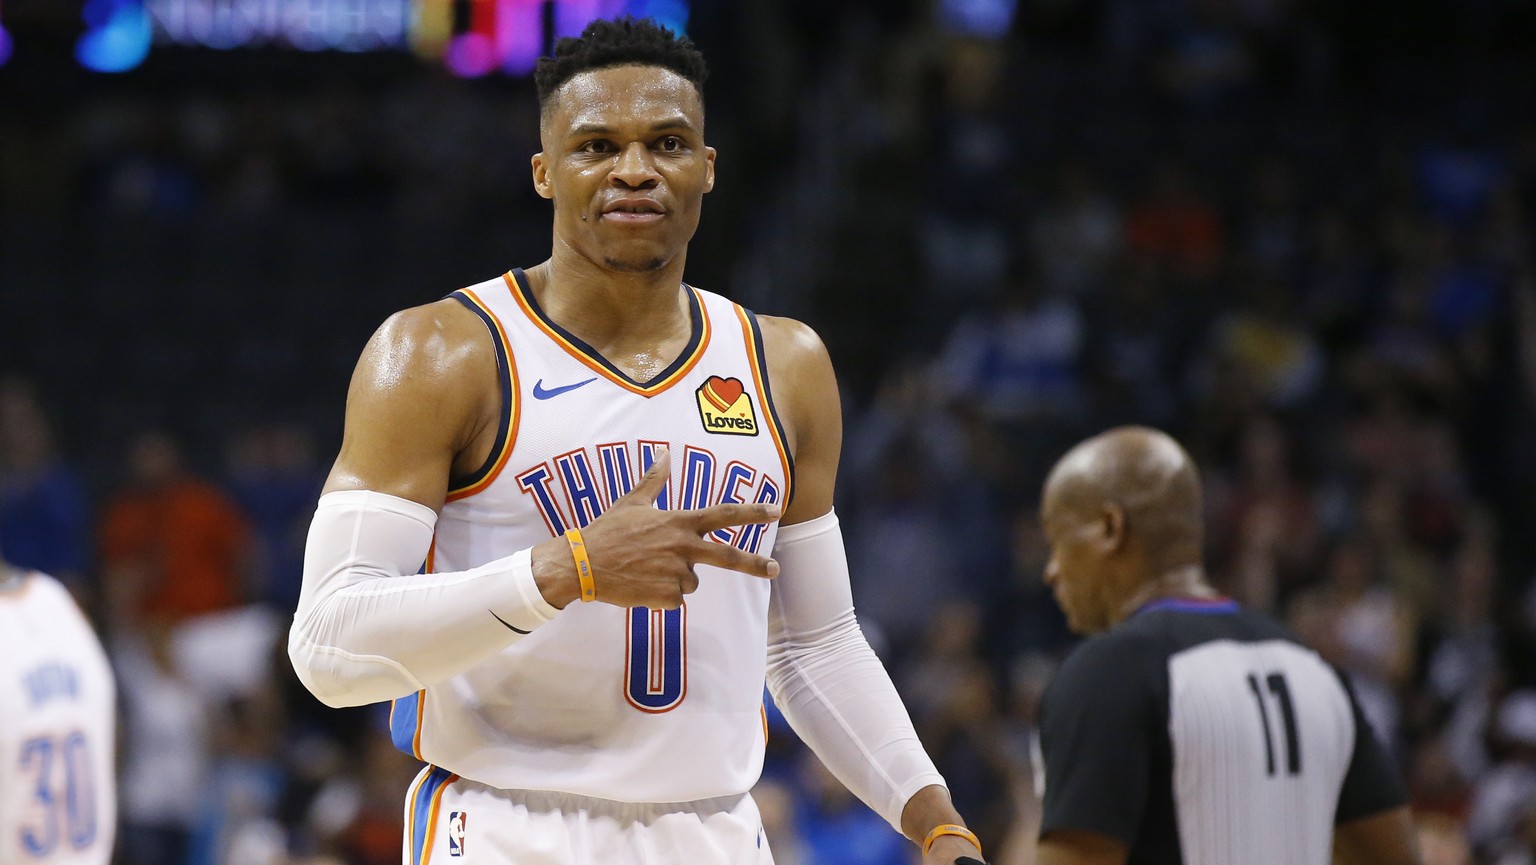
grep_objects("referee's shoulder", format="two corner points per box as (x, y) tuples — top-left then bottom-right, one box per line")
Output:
(1056, 622), (1169, 683)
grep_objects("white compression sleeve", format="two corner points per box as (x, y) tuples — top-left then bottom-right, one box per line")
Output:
(288, 489), (559, 708)
(765, 509), (946, 832)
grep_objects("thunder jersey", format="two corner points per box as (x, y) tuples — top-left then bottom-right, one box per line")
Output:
(0, 572), (117, 865)
(390, 269), (793, 804)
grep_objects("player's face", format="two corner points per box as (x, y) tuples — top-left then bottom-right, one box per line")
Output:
(532, 65), (716, 273)
(1040, 497), (1117, 634)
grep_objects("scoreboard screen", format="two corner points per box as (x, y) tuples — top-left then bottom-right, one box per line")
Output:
(2, 0), (688, 74)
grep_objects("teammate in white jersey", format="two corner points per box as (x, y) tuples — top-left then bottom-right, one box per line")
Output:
(1032, 427), (1420, 865)
(0, 556), (117, 865)
(287, 16), (984, 865)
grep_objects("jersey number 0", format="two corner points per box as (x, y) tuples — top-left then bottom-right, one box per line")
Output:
(625, 604), (686, 712)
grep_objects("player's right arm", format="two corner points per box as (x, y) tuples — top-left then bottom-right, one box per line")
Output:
(323, 300), (491, 508)
(290, 300), (549, 708)
(289, 301), (779, 709)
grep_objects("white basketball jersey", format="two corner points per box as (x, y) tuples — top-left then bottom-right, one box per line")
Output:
(390, 270), (792, 803)
(0, 572), (117, 865)
(1168, 639), (1355, 865)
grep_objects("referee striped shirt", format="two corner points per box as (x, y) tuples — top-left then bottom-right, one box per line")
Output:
(1037, 599), (1406, 865)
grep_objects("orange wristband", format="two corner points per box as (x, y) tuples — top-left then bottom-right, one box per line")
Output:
(565, 528), (595, 602)
(922, 823), (981, 856)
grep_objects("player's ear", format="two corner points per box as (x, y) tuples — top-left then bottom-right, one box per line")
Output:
(1099, 502), (1128, 553)
(532, 153), (554, 200)
(703, 146), (716, 193)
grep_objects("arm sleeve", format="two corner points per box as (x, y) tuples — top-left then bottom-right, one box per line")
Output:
(1334, 669), (1410, 824)
(764, 510), (946, 833)
(287, 489), (560, 708)
(1037, 634), (1156, 845)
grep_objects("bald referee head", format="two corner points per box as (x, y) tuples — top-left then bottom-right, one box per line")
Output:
(1040, 426), (1214, 635)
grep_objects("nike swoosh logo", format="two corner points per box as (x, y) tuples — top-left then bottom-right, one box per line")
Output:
(532, 377), (598, 400)
(489, 610), (531, 635)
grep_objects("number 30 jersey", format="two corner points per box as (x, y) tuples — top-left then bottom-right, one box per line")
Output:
(0, 572), (117, 865)
(389, 269), (792, 803)
(1036, 599), (1408, 865)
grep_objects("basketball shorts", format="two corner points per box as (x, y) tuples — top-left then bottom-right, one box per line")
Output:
(402, 766), (777, 865)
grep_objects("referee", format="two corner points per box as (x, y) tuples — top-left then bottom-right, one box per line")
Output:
(1032, 427), (1420, 865)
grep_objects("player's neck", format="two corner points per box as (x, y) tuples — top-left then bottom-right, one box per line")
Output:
(1114, 563), (1218, 625)
(529, 254), (692, 345)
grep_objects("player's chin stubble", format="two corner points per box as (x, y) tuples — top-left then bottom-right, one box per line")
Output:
(603, 255), (670, 273)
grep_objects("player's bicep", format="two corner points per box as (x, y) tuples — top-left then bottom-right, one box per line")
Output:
(324, 301), (494, 511)
(757, 315), (840, 525)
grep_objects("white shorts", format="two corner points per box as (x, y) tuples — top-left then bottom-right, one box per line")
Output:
(402, 766), (776, 865)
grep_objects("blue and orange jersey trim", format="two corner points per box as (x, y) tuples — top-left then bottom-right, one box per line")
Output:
(406, 765), (458, 865)
(503, 268), (710, 397)
(736, 306), (795, 508)
(445, 288), (521, 502)
(390, 689), (428, 760)
(389, 537), (439, 760)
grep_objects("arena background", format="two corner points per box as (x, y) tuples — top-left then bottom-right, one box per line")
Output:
(3, 1), (1536, 863)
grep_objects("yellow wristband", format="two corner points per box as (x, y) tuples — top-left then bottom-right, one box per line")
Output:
(566, 528), (595, 603)
(922, 824), (981, 857)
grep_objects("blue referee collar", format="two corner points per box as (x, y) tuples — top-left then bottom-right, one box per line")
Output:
(1134, 596), (1240, 616)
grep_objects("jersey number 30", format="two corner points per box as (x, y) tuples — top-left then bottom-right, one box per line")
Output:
(17, 732), (98, 856)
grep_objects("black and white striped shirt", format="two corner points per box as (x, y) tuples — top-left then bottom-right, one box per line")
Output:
(1037, 598), (1406, 865)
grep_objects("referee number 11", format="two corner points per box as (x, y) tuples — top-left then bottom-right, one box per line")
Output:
(1246, 671), (1301, 776)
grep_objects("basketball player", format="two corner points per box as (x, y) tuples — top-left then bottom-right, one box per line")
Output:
(1032, 427), (1420, 865)
(0, 554), (117, 865)
(287, 17), (984, 865)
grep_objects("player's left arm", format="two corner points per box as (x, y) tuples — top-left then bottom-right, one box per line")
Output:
(758, 315), (985, 865)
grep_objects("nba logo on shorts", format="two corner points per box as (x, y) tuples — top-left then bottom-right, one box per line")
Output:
(448, 811), (467, 857)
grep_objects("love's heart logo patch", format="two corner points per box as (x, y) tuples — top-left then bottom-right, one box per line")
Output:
(695, 376), (758, 436)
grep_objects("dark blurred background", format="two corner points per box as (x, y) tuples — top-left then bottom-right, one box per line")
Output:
(3, 1), (1536, 863)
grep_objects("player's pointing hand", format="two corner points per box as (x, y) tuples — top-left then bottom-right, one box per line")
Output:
(531, 446), (781, 610)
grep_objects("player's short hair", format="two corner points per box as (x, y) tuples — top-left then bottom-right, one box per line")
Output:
(534, 17), (708, 120)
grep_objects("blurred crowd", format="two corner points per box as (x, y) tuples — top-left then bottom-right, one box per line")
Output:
(3, 1), (1536, 864)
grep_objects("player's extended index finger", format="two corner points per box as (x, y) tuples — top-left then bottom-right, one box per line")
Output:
(616, 445), (670, 506)
(688, 501), (782, 534)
